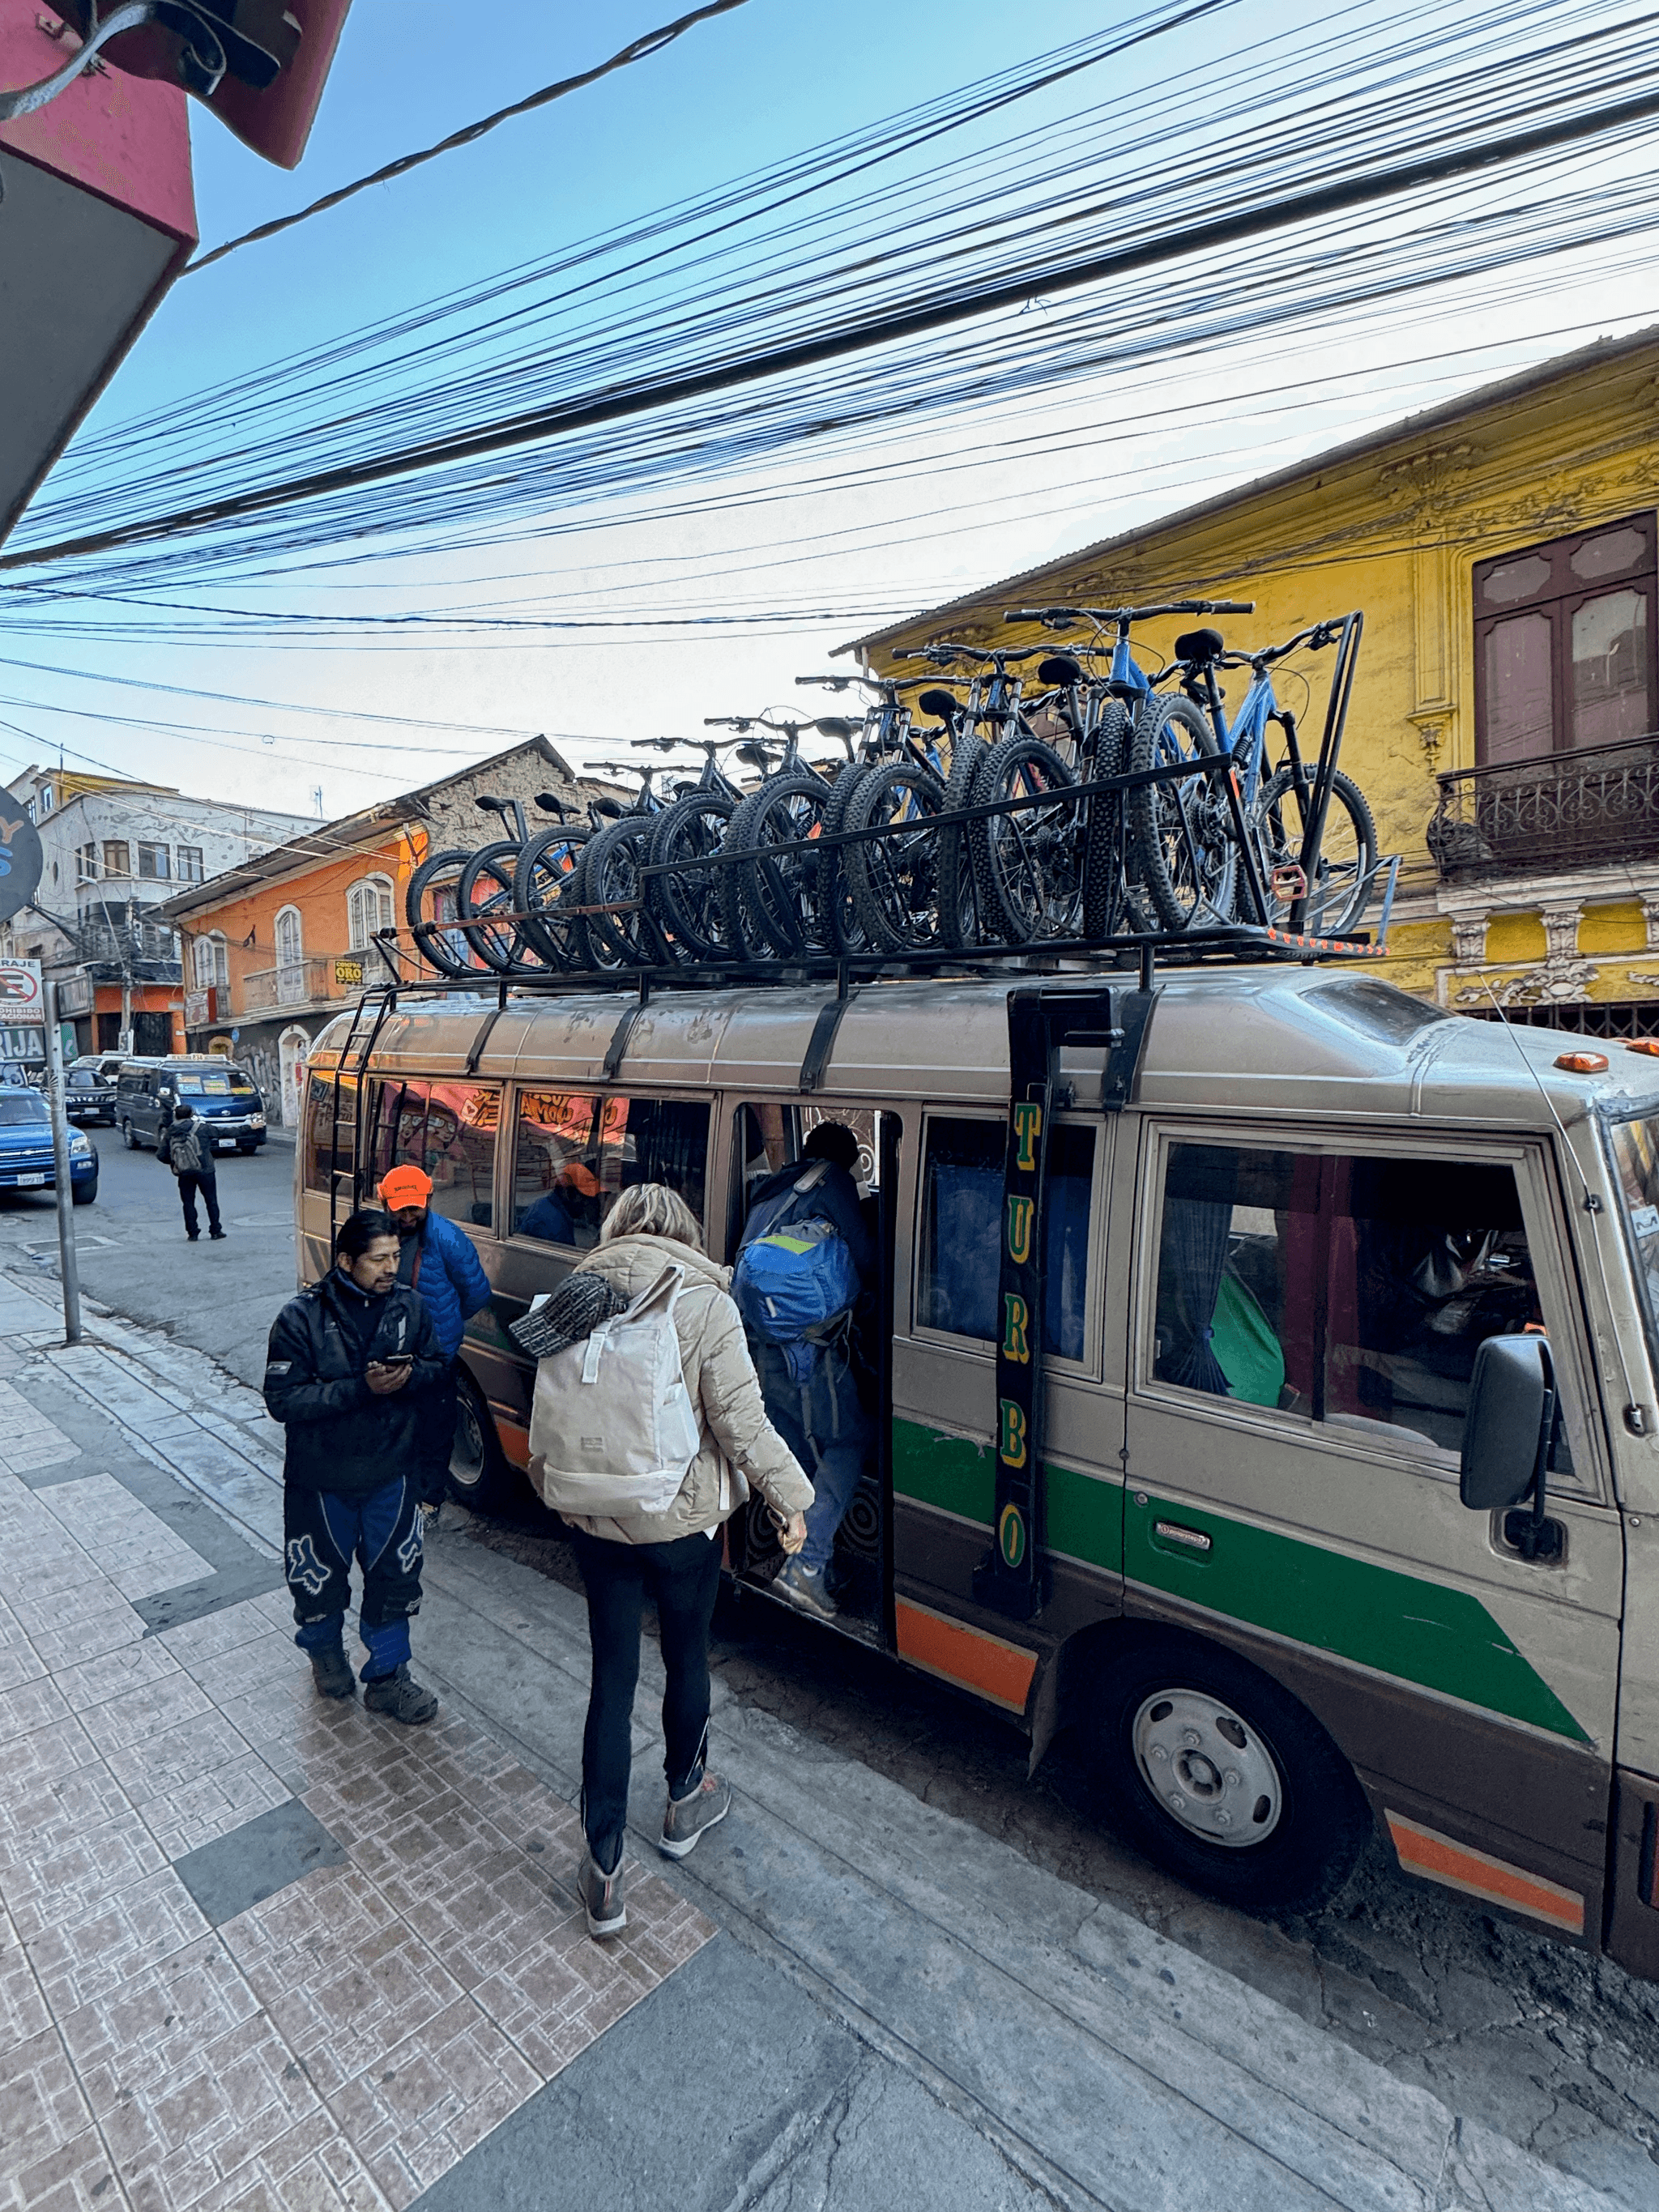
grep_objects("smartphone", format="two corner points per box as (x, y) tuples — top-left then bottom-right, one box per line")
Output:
(377, 1353), (414, 1369)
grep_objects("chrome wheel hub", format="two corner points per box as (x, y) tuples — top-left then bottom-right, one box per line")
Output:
(1131, 1687), (1283, 1848)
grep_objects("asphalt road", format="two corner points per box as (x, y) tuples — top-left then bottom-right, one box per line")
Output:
(7, 1129), (1658, 2206)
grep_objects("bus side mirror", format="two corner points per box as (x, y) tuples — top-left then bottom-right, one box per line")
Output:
(1460, 1335), (1553, 1512)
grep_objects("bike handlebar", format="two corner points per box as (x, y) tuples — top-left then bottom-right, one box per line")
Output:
(892, 641), (1048, 666)
(1004, 599), (1255, 626)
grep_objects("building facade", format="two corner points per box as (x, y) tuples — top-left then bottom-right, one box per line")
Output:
(0, 768), (314, 1060)
(855, 326), (1659, 1030)
(160, 738), (595, 1126)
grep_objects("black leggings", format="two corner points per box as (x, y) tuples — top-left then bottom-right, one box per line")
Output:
(569, 1525), (724, 1872)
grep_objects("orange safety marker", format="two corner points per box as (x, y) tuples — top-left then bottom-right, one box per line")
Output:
(894, 1596), (1038, 1715)
(1386, 1811), (1584, 1933)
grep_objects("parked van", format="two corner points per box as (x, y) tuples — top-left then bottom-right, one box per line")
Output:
(117, 1055), (267, 1154)
(296, 966), (1659, 1983)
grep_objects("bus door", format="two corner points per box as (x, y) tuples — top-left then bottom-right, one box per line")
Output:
(1123, 1122), (1623, 1939)
(725, 1100), (897, 1639)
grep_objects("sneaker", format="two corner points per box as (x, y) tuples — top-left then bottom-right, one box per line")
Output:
(660, 1771), (731, 1860)
(186, 1234), (199, 1242)
(209, 1229), (228, 1241)
(362, 1664), (437, 1724)
(309, 1645), (355, 1700)
(578, 1848), (627, 1937)
(774, 1558), (837, 1622)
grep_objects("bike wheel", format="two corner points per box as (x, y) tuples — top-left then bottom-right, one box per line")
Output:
(514, 823), (590, 971)
(1126, 693), (1238, 932)
(723, 775), (829, 960)
(970, 735), (1081, 946)
(1253, 766), (1378, 938)
(936, 735), (988, 949)
(572, 817), (656, 971)
(812, 763), (874, 956)
(457, 841), (530, 974)
(843, 763), (948, 953)
(648, 792), (738, 964)
(1081, 701), (1132, 942)
(405, 846), (475, 978)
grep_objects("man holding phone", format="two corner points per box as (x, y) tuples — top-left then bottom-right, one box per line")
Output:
(264, 1208), (447, 1722)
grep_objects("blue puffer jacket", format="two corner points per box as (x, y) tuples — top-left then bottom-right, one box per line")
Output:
(395, 1212), (493, 1359)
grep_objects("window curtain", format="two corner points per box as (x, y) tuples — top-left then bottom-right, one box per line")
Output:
(1160, 1196), (1235, 1395)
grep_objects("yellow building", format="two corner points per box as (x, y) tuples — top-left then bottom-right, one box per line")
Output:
(851, 326), (1659, 1032)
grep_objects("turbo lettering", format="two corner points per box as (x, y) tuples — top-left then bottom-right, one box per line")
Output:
(1001, 1293), (1030, 1363)
(1005, 1195), (1034, 1267)
(998, 1399), (1027, 1468)
(1012, 1099), (1043, 1173)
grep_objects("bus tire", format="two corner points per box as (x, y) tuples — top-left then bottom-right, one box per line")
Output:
(1090, 1630), (1369, 1913)
(446, 1366), (518, 1515)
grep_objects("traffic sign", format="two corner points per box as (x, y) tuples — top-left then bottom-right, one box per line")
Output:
(0, 791), (42, 924)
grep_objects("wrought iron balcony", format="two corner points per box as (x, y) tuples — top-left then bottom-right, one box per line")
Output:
(1427, 732), (1659, 884)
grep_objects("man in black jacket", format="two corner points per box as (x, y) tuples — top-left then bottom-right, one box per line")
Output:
(161, 1102), (225, 1242)
(263, 1208), (446, 1722)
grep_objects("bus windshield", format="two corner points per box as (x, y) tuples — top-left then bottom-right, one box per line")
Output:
(1608, 1109), (1659, 1365)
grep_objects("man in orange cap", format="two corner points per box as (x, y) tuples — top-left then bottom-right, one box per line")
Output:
(377, 1162), (493, 1511)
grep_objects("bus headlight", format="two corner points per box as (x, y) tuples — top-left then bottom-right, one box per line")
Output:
(249, 1111), (267, 1127)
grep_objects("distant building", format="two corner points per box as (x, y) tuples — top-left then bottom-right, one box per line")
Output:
(1, 766), (315, 1061)
(160, 737), (601, 1127)
(854, 326), (1659, 1034)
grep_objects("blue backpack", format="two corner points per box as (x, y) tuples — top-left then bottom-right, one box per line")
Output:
(733, 1164), (859, 1383)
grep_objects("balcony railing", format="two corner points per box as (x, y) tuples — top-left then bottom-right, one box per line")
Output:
(1427, 732), (1659, 884)
(240, 953), (372, 1012)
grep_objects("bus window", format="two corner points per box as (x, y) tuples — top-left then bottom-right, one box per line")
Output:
(511, 1093), (710, 1247)
(917, 1115), (1094, 1359)
(369, 1076), (499, 1228)
(1152, 1141), (1563, 1464)
(303, 1071), (354, 1194)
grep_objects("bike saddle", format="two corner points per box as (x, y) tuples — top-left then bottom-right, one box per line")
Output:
(917, 688), (959, 722)
(1174, 628), (1226, 666)
(814, 717), (859, 741)
(474, 792), (506, 813)
(590, 797), (625, 820)
(533, 791), (568, 817)
(1037, 654), (1084, 687)
(736, 741), (774, 771)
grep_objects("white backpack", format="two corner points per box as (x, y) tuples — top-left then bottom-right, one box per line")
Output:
(527, 1265), (702, 1518)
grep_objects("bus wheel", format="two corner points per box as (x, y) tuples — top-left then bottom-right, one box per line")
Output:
(1091, 1631), (1369, 1913)
(446, 1369), (515, 1515)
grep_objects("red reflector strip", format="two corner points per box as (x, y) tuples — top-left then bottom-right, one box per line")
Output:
(495, 1417), (530, 1468)
(894, 1597), (1038, 1715)
(1386, 1812), (1584, 1933)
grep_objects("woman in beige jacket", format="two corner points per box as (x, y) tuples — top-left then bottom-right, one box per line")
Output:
(535, 1183), (813, 1937)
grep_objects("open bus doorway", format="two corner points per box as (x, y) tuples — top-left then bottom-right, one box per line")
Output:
(724, 1101), (899, 1647)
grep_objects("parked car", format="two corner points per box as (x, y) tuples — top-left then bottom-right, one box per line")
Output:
(0, 1089), (97, 1204)
(65, 1067), (117, 1126)
(116, 1057), (268, 1155)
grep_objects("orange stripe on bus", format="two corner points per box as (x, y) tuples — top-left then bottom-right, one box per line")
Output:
(494, 1417), (530, 1469)
(1386, 1812), (1584, 1933)
(894, 1597), (1037, 1715)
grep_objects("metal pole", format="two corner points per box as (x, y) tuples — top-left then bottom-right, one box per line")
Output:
(43, 983), (82, 1345)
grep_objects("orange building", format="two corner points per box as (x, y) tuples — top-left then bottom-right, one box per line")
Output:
(160, 738), (590, 1127)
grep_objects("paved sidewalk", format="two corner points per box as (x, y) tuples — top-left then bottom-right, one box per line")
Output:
(0, 1265), (1640, 2212)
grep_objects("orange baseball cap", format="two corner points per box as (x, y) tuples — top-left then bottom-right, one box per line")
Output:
(379, 1165), (433, 1209)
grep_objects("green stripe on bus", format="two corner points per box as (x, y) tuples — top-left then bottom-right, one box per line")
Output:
(892, 1419), (1122, 1572)
(1127, 1495), (1591, 1745)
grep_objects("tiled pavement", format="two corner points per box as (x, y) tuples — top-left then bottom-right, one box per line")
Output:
(0, 1390), (711, 2212)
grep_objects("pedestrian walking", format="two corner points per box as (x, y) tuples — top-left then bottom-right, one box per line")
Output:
(160, 1101), (225, 1242)
(521, 1181), (812, 1938)
(263, 1208), (447, 1723)
(738, 1121), (876, 1621)
(376, 1163), (493, 1514)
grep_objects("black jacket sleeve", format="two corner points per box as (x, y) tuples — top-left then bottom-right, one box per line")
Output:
(262, 1296), (368, 1426)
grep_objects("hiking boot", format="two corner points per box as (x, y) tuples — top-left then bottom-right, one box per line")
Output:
(774, 1558), (837, 1622)
(309, 1645), (355, 1700)
(209, 1229), (227, 1241)
(660, 1771), (731, 1860)
(578, 1848), (627, 1937)
(363, 1664), (437, 1724)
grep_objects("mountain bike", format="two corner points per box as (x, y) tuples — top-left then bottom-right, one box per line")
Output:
(568, 765), (671, 972)
(706, 713), (854, 961)
(639, 735), (759, 965)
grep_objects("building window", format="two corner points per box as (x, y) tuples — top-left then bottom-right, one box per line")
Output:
(102, 841), (130, 878)
(136, 842), (169, 880)
(275, 906), (305, 1004)
(177, 846), (204, 883)
(1474, 514), (1657, 765)
(192, 932), (228, 990)
(75, 842), (98, 883)
(347, 875), (394, 952)
(38, 786), (53, 816)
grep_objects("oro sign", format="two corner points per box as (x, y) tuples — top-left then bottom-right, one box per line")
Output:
(0, 959), (44, 1021)
(0, 794), (42, 925)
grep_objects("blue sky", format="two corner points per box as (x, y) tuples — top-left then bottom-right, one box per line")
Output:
(5, 0), (1657, 817)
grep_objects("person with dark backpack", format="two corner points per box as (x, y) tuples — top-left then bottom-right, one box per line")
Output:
(160, 1102), (225, 1242)
(736, 1122), (875, 1622)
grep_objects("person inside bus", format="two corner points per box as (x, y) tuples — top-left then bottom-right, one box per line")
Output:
(518, 1148), (606, 1247)
(743, 1121), (876, 1622)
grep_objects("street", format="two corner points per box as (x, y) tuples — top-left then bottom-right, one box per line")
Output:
(0, 1132), (1654, 2208)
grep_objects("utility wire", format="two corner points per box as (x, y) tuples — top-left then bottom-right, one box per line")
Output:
(182, 0), (754, 276)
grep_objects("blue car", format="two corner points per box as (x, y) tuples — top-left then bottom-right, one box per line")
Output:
(0, 1089), (97, 1204)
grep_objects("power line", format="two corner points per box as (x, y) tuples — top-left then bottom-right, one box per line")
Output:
(182, 0), (755, 275)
